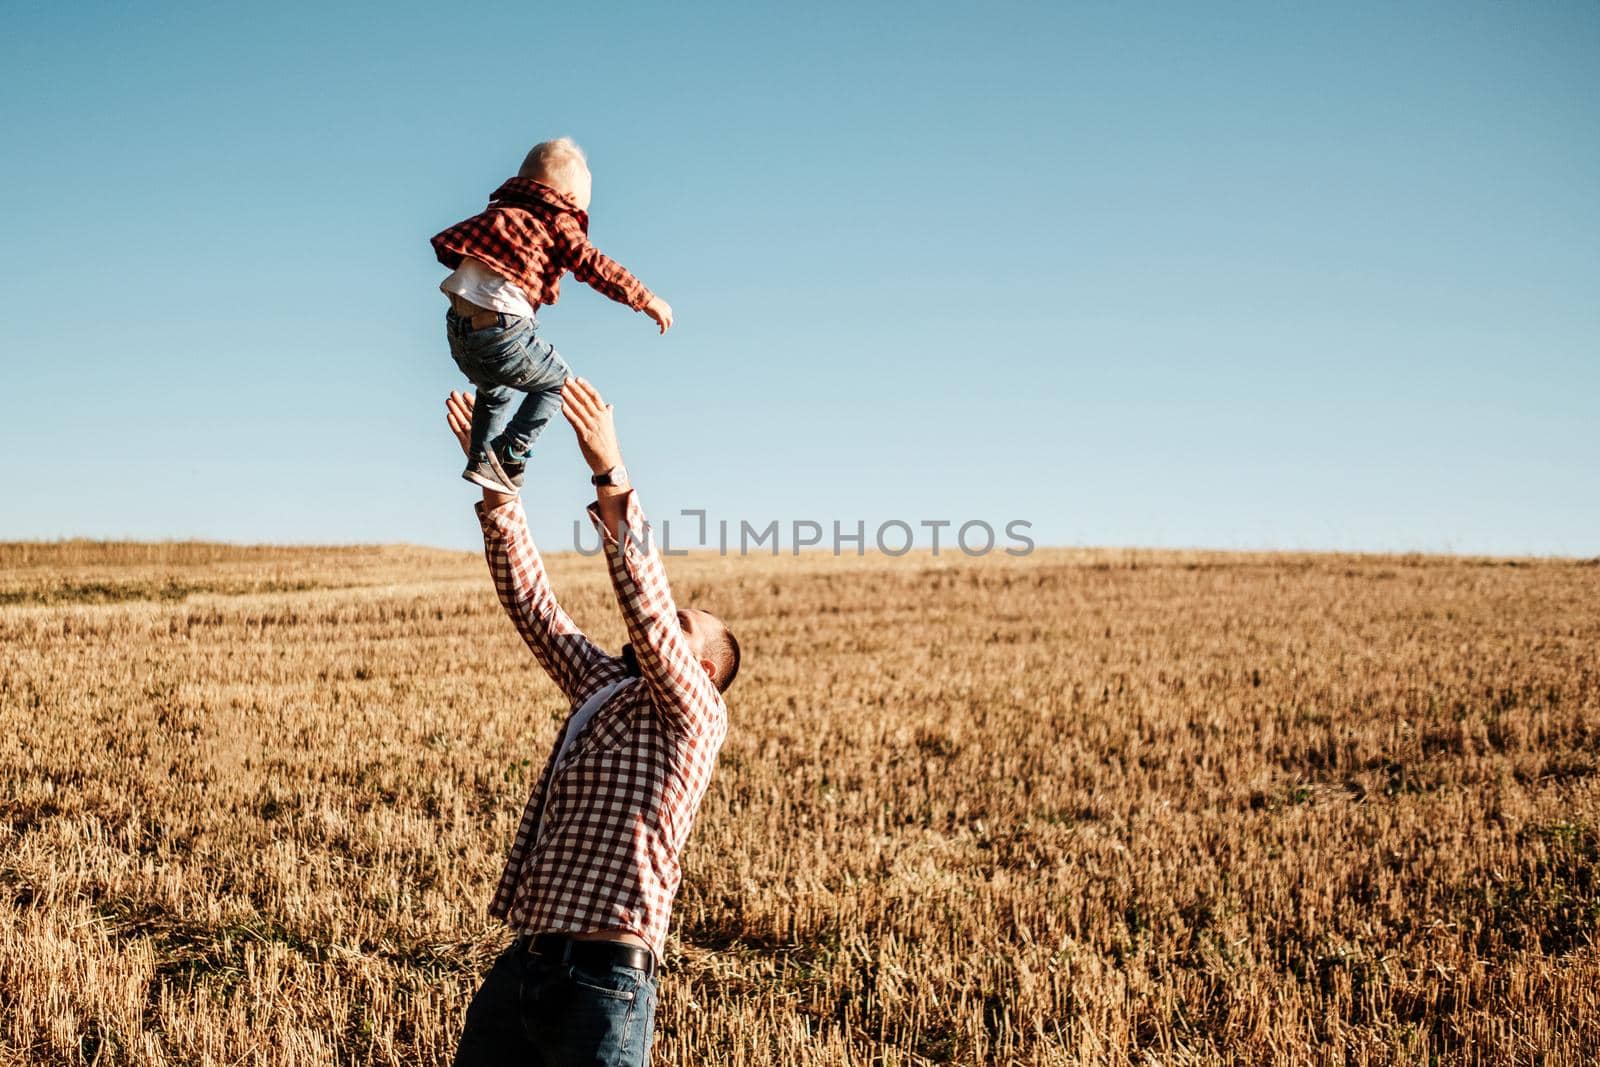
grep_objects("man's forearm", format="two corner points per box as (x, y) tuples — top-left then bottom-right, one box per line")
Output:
(584, 486), (723, 734)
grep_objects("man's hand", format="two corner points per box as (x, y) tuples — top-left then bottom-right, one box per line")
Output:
(561, 378), (624, 475)
(643, 296), (673, 335)
(446, 391), (475, 456)
(446, 391), (516, 509)
(562, 378), (632, 541)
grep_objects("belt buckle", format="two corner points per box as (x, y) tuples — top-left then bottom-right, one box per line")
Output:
(529, 932), (566, 960)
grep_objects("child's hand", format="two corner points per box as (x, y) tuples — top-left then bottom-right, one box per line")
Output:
(644, 296), (674, 334)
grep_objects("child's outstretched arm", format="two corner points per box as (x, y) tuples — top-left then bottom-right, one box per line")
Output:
(556, 216), (673, 333)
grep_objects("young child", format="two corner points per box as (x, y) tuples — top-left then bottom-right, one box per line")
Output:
(431, 137), (672, 493)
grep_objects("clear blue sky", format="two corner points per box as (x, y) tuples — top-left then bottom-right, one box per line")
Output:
(1, 1), (1595, 555)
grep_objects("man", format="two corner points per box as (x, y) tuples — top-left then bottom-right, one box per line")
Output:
(448, 377), (740, 1066)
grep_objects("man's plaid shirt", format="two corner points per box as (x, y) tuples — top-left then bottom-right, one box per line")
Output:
(475, 492), (728, 961)
(432, 177), (654, 312)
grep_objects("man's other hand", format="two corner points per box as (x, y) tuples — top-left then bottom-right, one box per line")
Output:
(561, 378), (624, 476)
(446, 391), (475, 456)
(447, 391), (516, 509)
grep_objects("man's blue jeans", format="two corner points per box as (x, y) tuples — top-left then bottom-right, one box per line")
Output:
(451, 939), (659, 1066)
(447, 310), (571, 460)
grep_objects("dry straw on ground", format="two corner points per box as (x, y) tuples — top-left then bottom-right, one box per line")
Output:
(1, 539), (1596, 1065)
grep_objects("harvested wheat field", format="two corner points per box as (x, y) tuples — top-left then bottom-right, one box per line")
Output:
(1, 539), (1596, 1065)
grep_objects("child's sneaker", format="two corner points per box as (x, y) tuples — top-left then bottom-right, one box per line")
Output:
(463, 454), (517, 495)
(485, 440), (527, 491)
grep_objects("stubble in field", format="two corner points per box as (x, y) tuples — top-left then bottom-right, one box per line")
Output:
(1, 540), (1596, 1064)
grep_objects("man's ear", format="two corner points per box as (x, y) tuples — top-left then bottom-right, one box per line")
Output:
(698, 657), (716, 681)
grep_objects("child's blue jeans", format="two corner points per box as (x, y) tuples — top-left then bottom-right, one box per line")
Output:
(447, 309), (572, 460)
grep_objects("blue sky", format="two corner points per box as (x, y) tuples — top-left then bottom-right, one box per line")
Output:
(1, 1), (1595, 555)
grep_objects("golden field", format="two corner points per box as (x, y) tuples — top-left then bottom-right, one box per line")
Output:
(1, 539), (1596, 1065)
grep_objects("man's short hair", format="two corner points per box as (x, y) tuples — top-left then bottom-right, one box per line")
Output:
(707, 624), (741, 693)
(519, 137), (589, 187)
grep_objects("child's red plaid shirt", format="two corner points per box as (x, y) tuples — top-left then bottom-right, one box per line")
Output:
(432, 177), (654, 312)
(475, 493), (728, 961)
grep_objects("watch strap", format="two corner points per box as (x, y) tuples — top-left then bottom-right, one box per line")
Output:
(591, 465), (628, 488)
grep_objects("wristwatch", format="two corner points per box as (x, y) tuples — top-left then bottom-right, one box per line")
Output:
(591, 465), (629, 489)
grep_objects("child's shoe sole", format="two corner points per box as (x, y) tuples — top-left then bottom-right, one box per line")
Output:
(484, 445), (527, 491)
(463, 461), (517, 495)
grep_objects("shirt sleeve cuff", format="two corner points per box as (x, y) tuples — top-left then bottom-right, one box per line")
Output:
(476, 496), (525, 534)
(585, 492), (651, 555)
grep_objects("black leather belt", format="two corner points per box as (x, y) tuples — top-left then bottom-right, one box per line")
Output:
(524, 933), (656, 978)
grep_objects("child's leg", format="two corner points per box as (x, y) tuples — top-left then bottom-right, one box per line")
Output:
(494, 335), (572, 459)
(448, 314), (532, 457)
(467, 381), (515, 459)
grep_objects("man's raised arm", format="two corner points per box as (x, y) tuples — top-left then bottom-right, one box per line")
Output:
(560, 379), (723, 735)
(447, 391), (606, 703)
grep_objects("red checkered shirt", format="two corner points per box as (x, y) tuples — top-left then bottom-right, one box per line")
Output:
(432, 177), (654, 312)
(475, 492), (728, 962)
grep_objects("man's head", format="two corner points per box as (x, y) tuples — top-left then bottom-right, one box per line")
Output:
(519, 137), (592, 212)
(677, 608), (741, 693)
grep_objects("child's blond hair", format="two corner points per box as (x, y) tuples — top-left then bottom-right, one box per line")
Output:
(519, 137), (589, 189)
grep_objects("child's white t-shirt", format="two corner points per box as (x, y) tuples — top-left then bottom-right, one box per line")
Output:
(441, 255), (536, 318)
